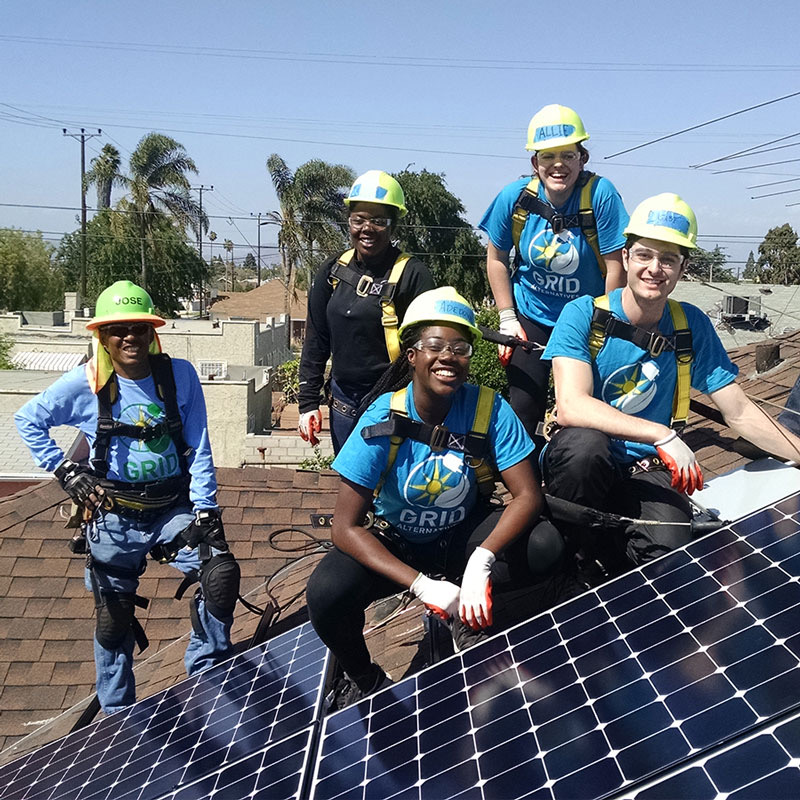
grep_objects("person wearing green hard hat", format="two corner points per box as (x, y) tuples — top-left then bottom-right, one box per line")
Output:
(306, 287), (579, 707)
(15, 280), (239, 715)
(479, 104), (629, 455)
(540, 193), (800, 580)
(297, 169), (434, 454)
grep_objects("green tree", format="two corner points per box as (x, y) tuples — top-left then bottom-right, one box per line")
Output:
(743, 250), (757, 280)
(55, 209), (207, 315)
(468, 306), (508, 398)
(0, 229), (63, 311)
(266, 155), (355, 308)
(123, 133), (207, 289)
(85, 144), (123, 209)
(686, 245), (735, 283)
(392, 169), (487, 304)
(756, 224), (800, 284)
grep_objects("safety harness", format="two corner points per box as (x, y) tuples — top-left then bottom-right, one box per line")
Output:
(330, 249), (412, 362)
(511, 172), (605, 276)
(361, 385), (498, 499)
(588, 294), (694, 430)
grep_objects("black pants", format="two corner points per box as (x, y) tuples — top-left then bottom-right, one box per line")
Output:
(543, 427), (692, 567)
(506, 314), (553, 450)
(306, 505), (573, 680)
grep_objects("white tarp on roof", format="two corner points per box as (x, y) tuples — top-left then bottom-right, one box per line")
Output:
(10, 352), (86, 371)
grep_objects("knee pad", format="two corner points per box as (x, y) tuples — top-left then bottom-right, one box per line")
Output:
(95, 591), (136, 650)
(527, 519), (567, 576)
(200, 552), (240, 620)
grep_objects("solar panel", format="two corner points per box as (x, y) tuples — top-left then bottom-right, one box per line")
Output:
(309, 491), (800, 800)
(0, 622), (329, 800)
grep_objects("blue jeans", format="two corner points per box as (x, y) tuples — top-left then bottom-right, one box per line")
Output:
(85, 504), (234, 714)
(329, 378), (369, 454)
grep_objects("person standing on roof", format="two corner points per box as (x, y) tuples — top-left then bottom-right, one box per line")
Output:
(306, 287), (578, 706)
(15, 280), (239, 715)
(298, 170), (435, 453)
(541, 193), (800, 571)
(479, 104), (629, 446)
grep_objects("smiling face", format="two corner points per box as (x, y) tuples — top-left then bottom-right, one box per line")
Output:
(407, 324), (472, 401)
(98, 322), (155, 380)
(532, 144), (585, 204)
(348, 201), (395, 262)
(623, 237), (687, 303)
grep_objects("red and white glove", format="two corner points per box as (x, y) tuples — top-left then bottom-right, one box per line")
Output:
(298, 409), (322, 446)
(459, 547), (496, 630)
(655, 430), (704, 495)
(410, 573), (461, 621)
(498, 308), (524, 368)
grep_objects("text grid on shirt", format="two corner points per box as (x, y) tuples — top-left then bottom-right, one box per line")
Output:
(0, 622), (329, 800)
(310, 493), (800, 800)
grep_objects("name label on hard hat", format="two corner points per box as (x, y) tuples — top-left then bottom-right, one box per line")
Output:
(433, 299), (471, 320)
(646, 210), (690, 234)
(114, 296), (145, 306)
(535, 123), (575, 143)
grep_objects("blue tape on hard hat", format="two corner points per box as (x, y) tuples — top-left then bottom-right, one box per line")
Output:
(375, 186), (388, 200)
(433, 299), (474, 322)
(534, 123), (576, 143)
(646, 210), (690, 234)
(350, 183), (362, 197)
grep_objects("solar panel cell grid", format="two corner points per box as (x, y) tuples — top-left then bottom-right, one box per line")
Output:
(311, 492), (800, 800)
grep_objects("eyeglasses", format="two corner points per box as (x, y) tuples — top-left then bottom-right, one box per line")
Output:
(349, 214), (392, 230)
(628, 248), (685, 270)
(102, 323), (152, 339)
(535, 151), (581, 165)
(413, 337), (473, 358)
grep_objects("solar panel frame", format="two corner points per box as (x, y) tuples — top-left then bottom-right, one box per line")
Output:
(309, 491), (800, 800)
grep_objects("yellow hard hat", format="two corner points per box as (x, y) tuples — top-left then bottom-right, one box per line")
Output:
(624, 193), (698, 250)
(344, 170), (407, 218)
(526, 104), (590, 152)
(398, 287), (482, 341)
(86, 280), (165, 331)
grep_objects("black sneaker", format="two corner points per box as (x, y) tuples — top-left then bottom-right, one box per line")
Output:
(450, 619), (492, 653)
(330, 664), (393, 711)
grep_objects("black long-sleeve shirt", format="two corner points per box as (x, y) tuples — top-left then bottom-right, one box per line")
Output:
(298, 246), (434, 413)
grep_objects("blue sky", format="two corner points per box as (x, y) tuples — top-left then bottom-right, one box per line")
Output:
(2, 0), (799, 273)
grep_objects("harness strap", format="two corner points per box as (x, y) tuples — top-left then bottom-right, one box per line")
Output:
(588, 295), (694, 430)
(331, 249), (412, 362)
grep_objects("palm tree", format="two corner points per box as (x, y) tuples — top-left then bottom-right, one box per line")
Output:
(85, 144), (123, 209)
(223, 238), (234, 291)
(123, 133), (208, 289)
(266, 154), (354, 343)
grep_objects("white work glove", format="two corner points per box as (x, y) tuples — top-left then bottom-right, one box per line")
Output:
(459, 547), (496, 630)
(410, 573), (461, 621)
(498, 308), (525, 367)
(655, 430), (704, 495)
(298, 409), (322, 446)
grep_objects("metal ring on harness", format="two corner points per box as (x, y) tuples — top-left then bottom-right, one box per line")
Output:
(356, 274), (373, 297)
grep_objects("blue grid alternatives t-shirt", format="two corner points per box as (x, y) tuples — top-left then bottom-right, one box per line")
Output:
(479, 174), (628, 327)
(542, 289), (738, 463)
(333, 383), (534, 543)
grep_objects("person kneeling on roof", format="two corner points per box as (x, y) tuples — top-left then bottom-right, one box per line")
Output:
(15, 281), (239, 715)
(306, 287), (578, 705)
(541, 193), (800, 573)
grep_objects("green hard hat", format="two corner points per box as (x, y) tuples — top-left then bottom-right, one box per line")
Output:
(86, 280), (165, 331)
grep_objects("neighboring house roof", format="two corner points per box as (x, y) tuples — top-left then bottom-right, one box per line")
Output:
(9, 352), (86, 372)
(2, 331), (800, 765)
(209, 280), (308, 322)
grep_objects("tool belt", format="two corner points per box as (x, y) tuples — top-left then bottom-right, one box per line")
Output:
(99, 475), (190, 519)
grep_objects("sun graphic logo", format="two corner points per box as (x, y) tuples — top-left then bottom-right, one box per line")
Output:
(403, 454), (470, 509)
(602, 360), (660, 415)
(528, 229), (579, 275)
(120, 402), (172, 453)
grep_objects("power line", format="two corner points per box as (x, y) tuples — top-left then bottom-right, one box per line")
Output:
(690, 131), (800, 168)
(713, 157), (800, 175)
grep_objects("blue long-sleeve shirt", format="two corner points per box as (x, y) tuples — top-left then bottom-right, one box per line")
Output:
(15, 359), (218, 510)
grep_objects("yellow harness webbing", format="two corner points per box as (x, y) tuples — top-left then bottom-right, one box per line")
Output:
(333, 249), (411, 362)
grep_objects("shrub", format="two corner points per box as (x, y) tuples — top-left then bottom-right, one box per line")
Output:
(274, 358), (300, 404)
(469, 306), (508, 398)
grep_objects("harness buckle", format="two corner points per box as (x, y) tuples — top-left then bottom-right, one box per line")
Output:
(429, 425), (448, 452)
(551, 213), (565, 234)
(648, 333), (668, 358)
(356, 274), (373, 297)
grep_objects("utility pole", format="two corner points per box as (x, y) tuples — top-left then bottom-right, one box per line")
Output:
(251, 212), (268, 286)
(191, 185), (213, 318)
(63, 128), (102, 304)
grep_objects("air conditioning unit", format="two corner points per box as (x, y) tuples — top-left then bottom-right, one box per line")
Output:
(723, 295), (750, 316)
(199, 360), (228, 380)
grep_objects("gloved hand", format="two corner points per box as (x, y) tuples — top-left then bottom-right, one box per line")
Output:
(410, 573), (460, 621)
(298, 409), (322, 446)
(655, 430), (704, 495)
(181, 508), (228, 551)
(498, 308), (524, 368)
(54, 459), (104, 510)
(459, 547), (496, 630)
